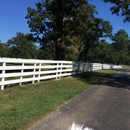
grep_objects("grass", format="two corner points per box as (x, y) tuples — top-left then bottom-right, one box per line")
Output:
(0, 69), (117, 130)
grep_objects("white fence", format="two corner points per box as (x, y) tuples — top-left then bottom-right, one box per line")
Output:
(0, 58), (122, 90)
(93, 63), (122, 71)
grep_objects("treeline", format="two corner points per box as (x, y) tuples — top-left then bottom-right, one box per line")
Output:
(0, 29), (130, 65)
(0, 33), (38, 59)
(0, 0), (130, 65)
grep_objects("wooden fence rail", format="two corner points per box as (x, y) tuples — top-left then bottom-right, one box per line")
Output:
(0, 58), (122, 90)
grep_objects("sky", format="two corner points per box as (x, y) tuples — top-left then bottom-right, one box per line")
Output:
(0, 0), (130, 44)
(0, 0), (39, 43)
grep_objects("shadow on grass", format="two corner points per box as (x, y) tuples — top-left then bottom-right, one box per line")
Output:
(75, 69), (130, 90)
(74, 71), (112, 85)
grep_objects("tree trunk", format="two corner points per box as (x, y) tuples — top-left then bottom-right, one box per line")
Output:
(54, 38), (65, 60)
(53, 0), (65, 60)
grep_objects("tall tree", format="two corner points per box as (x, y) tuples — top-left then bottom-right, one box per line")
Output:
(25, 0), (97, 60)
(103, 0), (130, 22)
(7, 33), (38, 59)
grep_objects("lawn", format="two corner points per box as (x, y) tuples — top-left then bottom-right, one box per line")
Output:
(0, 69), (117, 130)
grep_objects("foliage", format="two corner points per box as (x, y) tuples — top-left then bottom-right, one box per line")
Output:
(82, 40), (111, 63)
(26, 0), (97, 60)
(3, 0), (128, 64)
(80, 29), (130, 65)
(111, 29), (130, 64)
(78, 18), (113, 62)
(37, 43), (54, 60)
(7, 33), (38, 59)
(0, 41), (8, 57)
(103, 0), (130, 22)
(86, 40), (110, 63)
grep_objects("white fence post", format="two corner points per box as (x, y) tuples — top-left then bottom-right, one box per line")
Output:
(32, 63), (36, 84)
(102, 64), (103, 70)
(72, 62), (75, 75)
(56, 63), (59, 79)
(90, 63), (93, 71)
(38, 63), (41, 82)
(78, 62), (80, 74)
(19, 63), (24, 86)
(59, 63), (62, 78)
(1, 62), (6, 90)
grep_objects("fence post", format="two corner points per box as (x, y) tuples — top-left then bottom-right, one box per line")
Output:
(59, 63), (62, 79)
(38, 63), (41, 82)
(78, 62), (80, 74)
(32, 63), (36, 84)
(91, 63), (94, 71)
(83, 63), (86, 72)
(102, 63), (103, 70)
(82, 62), (84, 72)
(1, 62), (6, 90)
(19, 63), (24, 86)
(72, 62), (75, 75)
(56, 63), (59, 79)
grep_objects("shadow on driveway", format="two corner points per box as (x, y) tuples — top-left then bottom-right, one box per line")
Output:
(75, 69), (130, 90)
(100, 69), (130, 90)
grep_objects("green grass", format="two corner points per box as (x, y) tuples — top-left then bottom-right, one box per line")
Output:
(0, 69), (117, 130)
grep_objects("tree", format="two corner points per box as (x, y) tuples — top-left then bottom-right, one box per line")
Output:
(25, 0), (97, 60)
(81, 40), (111, 63)
(0, 41), (8, 57)
(103, 0), (130, 22)
(7, 32), (38, 59)
(95, 40), (111, 63)
(78, 18), (113, 61)
(37, 43), (54, 59)
(111, 29), (130, 64)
